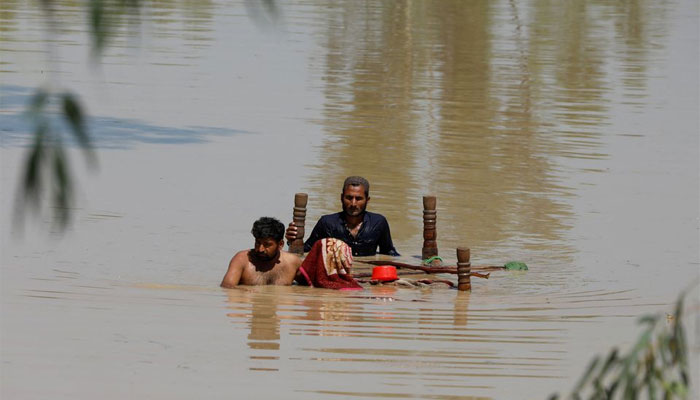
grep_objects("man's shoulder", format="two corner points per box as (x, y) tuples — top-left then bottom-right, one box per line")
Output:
(365, 211), (388, 222)
(317, 212), (344, 224)
(279, 251), (302, 275)
(280, 250), (302, 265)
(232, 250), (250, 262)
(228, 250), (251, 270)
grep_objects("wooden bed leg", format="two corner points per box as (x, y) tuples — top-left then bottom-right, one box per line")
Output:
(288, 193), (308, 254)
(422, 195), (438, 260)
(457, 247), (471, 291)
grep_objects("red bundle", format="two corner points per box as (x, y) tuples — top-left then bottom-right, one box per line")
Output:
(297, 238), (362, 290)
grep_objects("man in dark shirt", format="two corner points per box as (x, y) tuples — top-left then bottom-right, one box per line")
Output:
(285, 176), (400, 257)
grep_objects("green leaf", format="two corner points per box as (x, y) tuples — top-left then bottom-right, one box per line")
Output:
(606, 380), (619, 398)
(573, 356), (599, 393)
(61, 93), (89, 147)
(598, 348), (618, 377)
(631, 329), (653, 357)
(638, 315), (658, 326)
(645, 352), (657, 400)
(680, 370), (688, 387)
(658, 334), (672, 365)
(52, 145), (72, 228)
(61, 92), (96, 166)
(90, 0), (108, 55)
(671, 300), (688, 368)
(23, 123), (47, 206)
(673, 381), (687, 396)
(592, 376), (605, 398)
(30, 88), (48, 113)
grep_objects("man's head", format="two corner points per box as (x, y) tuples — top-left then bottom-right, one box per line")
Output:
(250, 217), (285, 260)
(341, 176), (370, 217)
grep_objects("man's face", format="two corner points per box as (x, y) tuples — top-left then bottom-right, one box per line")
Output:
(252, 237), (282, 260)
(341, 185), (369, 217)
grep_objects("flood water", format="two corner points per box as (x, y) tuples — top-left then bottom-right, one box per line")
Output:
(1, 0), (698, 399)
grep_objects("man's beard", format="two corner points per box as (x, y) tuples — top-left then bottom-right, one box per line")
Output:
(252, 250), (277, 261)
(343, 204), (365, 216)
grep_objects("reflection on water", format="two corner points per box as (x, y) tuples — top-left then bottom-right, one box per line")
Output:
(215, 285), (663, 398)
(227, 289), (282, 372)
(0, 85), (249, 147)
(307, 0), (674, 265)
(454, 291), (470, 327)
(0, 0), (216, 57)
(1, 0), (697, 399)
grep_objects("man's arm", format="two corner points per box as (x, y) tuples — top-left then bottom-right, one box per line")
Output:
(220, 251), (246, 288)
(286, 219), (325, 253)
(286, 252), (304, 284)
(377, 217), (400, 256)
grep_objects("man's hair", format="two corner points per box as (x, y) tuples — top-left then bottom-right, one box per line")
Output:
(251, 217), (285, 242)
(343, 176), (370, 197)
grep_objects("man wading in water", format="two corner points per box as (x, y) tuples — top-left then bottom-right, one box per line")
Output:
(221, 217), (302, 287)
(285, 176), (400, 257)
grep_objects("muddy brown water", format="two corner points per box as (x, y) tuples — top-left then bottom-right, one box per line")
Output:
(1, 0), (698, 399)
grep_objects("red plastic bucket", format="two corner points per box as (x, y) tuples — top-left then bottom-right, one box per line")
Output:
(371, 266), (398, 282)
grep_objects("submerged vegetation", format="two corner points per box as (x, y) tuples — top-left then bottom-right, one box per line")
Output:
(549, 294), (691, 400)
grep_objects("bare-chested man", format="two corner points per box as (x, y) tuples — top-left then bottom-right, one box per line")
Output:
(221, 217), (302, 288)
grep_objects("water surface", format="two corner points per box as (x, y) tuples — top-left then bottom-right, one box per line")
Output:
(1, 0), (698, 399)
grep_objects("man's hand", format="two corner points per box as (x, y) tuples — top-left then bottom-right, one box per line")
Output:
(285, 222), (298, 246)
(326, 238), (353, 276)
